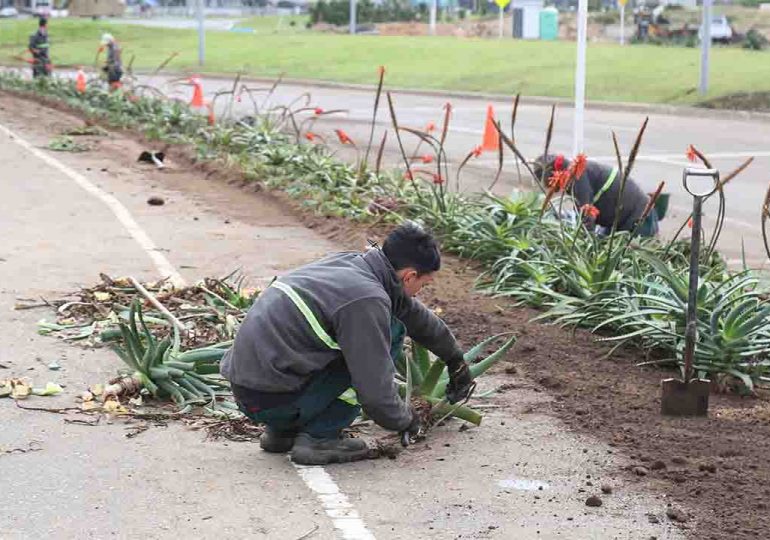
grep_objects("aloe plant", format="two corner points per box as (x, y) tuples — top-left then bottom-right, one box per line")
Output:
(394, 333), (517, 426)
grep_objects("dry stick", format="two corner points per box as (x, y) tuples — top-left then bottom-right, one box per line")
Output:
(762, 182), (770, 261)
(455, 149), (477, 192)
(225, 72), (242, 122)
(128, 276), (186, 335)
(374, 131), (388, 175)
(487, 120), (505, 191)
(705, 156), (754, 260)
(386, 92), (423, 203)
(362, 68), (385, 173)
(493, 124), (555, 206)
(15, 401), (82, 414)
(510, 94), (524, 187)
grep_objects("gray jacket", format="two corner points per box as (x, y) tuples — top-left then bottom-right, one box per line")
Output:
(220, 248), (464, 431)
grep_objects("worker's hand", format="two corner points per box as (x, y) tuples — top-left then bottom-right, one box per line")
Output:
(399, 406), (422, 447)
(446, 362), (473, 404)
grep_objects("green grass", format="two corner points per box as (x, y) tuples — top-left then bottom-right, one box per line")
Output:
(2, 17), (769, 104)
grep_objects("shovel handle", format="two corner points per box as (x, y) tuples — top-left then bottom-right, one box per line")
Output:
(683, 167), (719, 198)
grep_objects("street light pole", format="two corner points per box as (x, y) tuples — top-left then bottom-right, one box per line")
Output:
(197, 0), (205, 66)
(350, 0), (356, 35)
(498, 5), (504, 38)
(699, 0), (712, 95)
(430, 0), (437, 36)
(573, 0), (588, 156)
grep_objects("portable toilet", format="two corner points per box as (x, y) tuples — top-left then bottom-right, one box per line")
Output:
(539, 6), (558, 40)
(512, 0), (545, 39)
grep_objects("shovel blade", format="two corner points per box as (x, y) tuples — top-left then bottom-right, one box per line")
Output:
(661, 378), (710, 417)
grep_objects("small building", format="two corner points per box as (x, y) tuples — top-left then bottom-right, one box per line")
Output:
(68, 0), (126, 16)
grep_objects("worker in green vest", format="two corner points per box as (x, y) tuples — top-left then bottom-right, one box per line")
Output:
(28, 17), (51, 78)
(534, 154), (660, 237)
(221, 223), (472, 465)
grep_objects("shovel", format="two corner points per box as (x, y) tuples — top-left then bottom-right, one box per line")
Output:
(661, 167), (719, 417)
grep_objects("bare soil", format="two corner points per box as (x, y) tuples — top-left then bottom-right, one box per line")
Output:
(5, 89), (770, 539)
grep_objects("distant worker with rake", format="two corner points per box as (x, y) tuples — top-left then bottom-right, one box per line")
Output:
(98, 33), (123, 91)
(28, 17), (51, 79)
(534, 154), (662, 237)
(221, 223), (473, 465)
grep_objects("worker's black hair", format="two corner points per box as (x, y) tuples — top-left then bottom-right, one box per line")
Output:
(532, 153), (572, 185)
(39, 17), (47, 27)
(383, 222), (441, 275)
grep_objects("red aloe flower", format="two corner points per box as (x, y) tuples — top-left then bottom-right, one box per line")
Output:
(314, 107), (324, 115)
(580, 204), (600, 220)
(335, 129), (353, 145)
(425, 122), (436, 133)
(553, 154), (565, 171)
(686, 145), (697, 162)
(432, 173), (444, 185)
(687, 217), (693, 228)
(420, 154), (434, 164)
(305, 132), (317, 142)
(403, 171), (414, 181)
(570, 153), (588, 179)
(378, 65), (385, 77)
(471, 145), (483, 158)
(548, 170), (571, 191)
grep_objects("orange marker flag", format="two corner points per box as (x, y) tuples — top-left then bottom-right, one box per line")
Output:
(481, 104), (499, 153)
(76, 68), (87, 94)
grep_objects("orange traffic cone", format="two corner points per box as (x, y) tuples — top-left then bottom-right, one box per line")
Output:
(189, 77), (204, 108)
(481, 104), (499, 152)
(76, 68), (86, 94)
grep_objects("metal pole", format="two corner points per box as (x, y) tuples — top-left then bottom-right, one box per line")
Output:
(699, 0), (712, 95)
(573, 0), (588, 156)
(197, 0), (205, 66)
(430, 0), (437, 36)
(620, 3), (625, 45)
(350, 0), (356, 35)
(499, 6), (504, 38)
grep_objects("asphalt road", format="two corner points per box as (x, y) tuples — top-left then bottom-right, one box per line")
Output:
(139, 73), (769, 268)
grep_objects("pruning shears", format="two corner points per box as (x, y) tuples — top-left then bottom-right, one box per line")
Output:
(399, 380), (477, 448)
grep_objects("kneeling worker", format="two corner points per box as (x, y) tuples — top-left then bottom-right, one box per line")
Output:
(221, 223), (473, 465)
(534, 154), (661, 237)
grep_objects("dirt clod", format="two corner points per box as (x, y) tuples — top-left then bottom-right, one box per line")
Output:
(601, 484), (613, 494)
(650, 460), (667, 471)
(585, 495), (603, 507)
(646, 513), (660, 524)
(666, 507), (688, 523)
(699, 463), (717, 473)
(633, 466), (649, 477)
(147, 196), (165, 206)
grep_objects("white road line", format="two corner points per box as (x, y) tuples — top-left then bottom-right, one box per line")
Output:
(2, 120), (372, 538)
(293, 464), (377, 540)
(0, 123), (186, 287)
(592, 151), (770, 162)
(669, 204), (758, 231)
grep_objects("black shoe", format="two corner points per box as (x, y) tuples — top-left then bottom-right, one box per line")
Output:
(290, 433), (370, 465)
(259, 427), (297, 453)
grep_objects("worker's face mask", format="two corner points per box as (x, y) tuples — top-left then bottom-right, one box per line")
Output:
(398, 269), (436, 297)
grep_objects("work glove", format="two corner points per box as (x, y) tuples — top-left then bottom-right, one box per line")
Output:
(399, 406), (422, 447)
(446, 362), (474, 404)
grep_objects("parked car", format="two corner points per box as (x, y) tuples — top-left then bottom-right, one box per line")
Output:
(0, 0), (18, 17)
(699, 15), (734, 43)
